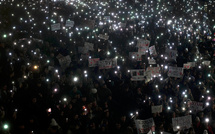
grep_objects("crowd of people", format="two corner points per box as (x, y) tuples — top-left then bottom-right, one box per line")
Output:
(0, 0), (215, 134)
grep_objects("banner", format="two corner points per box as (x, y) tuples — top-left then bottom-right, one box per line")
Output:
(165, 49), (177, 60)
(172, 115), (192, 131)
(151, 105), (162, 113)
(130, 69), (145, 81)
(84, 42), (94, 51)
(148, 59), (156, 64)
(146, 67), (160, 77)
(135, 118), (155, 134)
(149, 45), (157, 57)
(98, 34), (109, 40)
(58, 55), (71, 67)
(88, 58), (100, 67)
(51, 23), (61, 31)
(129, 52), (143, 61)
(65, 20), (74, 27)
(187, 101), (203, 114)
(168, 67), (183, 78)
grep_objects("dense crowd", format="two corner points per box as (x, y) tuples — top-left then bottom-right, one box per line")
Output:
(0, 0), (215, 134)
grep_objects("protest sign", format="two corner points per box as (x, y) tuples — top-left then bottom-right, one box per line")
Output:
(187, 62), (196, 67)
(98, 34), (109, 40)
(148, 59), (156, 64)
(129, 52), (143, 61)
(149, 45), (157, 57)
(168, 67), (183, 78)
(98, 59), (116, 69)
(130, 69), (145, 81)
(119, 22), (126, 28)
(84, 42), (94, 51)
(58, 55), (71, 67)
(78, 47), (88, 54)
(137, 39), (150, 55)
(183, 63), (191, 69)
(135, 118), (155, 134)
(146, 67), (160, 77)
(65, 20), (74, 27)
(51, 23), (61, 31)
(165, 49), (177, 60)
(203, 61), (211, 66)
(187, 101), (203, 114)
(103, 16), (110, 21)
(88, 58), (100, 67)
(151, 105), (162, 113)
(144, 70), (152, 83)
(172, 115), (192, 131)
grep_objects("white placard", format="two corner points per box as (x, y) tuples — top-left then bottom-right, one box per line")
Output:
(88, 58), (100, 67)
(65, 20), (74, 27)
(187, 101), (203, 114)
(51, 23), (61, 31)
(165, 49), (177, 60)
(78, 47), (88, 54)
(137, 39), (150, 55)
(203, 61), (211, 66)
(135, 118), (155, 134)
(129, 52), (143, 61)
(168, 67), (183, 78)
(149, 45), (157, 57)
(130, 69), (145, 81)
(58, 55), (71, 67)
(187, 62), (196, 67)
(183, 63), (191, 69)
(98, 34), (109, 40)
(151, 105), (162, 113)
(98, 59), (117, 69)
(84, 42), (94, 51)
(148, 59), (156, 64)
(146, 67), (160, 77)
(172, 115), (192, 131)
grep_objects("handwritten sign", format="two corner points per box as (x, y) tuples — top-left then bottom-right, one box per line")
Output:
(65, 20), (74, 27)
(183, 63), (191, 69)
(151, 105), (162, 113)
(84, 42), (94, 51)
(168, 67), (183, 78)
(58, 55), (71, 67)
(130, 69), (145, 81)
(51, 23), (61, 31)
(148, 59), (156, 64)
(98, 34), (109, 40)
(129, 52), (143, 61)
(165, 49), (177, 60)
(172, 115), (192, 131)
(88, 58), (100, 67)
(203, 61), (211, 66)
(187, 62), (196, 67)
(98, 59), (117, 69)
(78, 47), (88, 54)
(149, 45), (157, 57)
(135, 118), (155, 134)
(187, 101), (203, 114)
(137, 39), (150, 55)
(146, 67), (160, 77)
